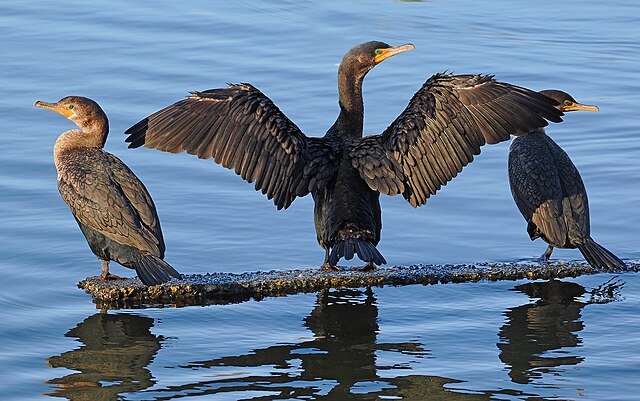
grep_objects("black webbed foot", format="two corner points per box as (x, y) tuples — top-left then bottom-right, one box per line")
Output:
(357, 262), (376, 272)
(321, 262), (341, 272)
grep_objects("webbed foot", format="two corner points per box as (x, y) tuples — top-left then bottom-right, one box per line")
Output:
(357, 262), (376, 272)
(100, 272), (124, 281)
(538, 245), (554, 262)
(321, 262), (341, 272)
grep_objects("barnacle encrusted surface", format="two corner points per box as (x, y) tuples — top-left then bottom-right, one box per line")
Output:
(79, 260), (639, 309)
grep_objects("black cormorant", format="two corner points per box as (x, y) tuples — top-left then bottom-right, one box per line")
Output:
(35, 96), (181, 285)
(125, 41), (562, 270)
(508, 90), (625, 269)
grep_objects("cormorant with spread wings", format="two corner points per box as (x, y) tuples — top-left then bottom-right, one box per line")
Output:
(125, 41), (562, 271)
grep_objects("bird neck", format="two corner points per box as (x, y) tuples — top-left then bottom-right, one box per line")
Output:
(53, 120), (108, 169)
(333, 66), (364, 137)
(529, 127), (547, 135)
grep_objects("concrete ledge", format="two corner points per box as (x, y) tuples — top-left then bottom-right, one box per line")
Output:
(78, 260), (639, 309)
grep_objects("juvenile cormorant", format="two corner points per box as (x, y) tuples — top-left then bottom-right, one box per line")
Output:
(125, 41), (562, 270)
(508, 90), (625, 269)
(35, 96), (181, 285)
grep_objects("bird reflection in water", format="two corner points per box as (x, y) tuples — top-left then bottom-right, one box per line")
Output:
(152, 288), (493, 400)
(498, 277), (624, 385)
(45, 312), (161, 401)
(45, 280), (624, 401)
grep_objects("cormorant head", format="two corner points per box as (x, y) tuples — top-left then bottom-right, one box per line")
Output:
(34, 96), (108, 132)
(340, 41), (415, 79)
(539, 90), (599, 113)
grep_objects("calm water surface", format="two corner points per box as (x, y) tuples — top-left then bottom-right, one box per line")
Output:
(0, 1), (638, 400)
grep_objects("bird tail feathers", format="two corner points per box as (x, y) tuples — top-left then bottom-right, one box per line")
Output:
(132, 256), (181, 286)
(578, 238), (625, 270)
(329, 237), (386, 267)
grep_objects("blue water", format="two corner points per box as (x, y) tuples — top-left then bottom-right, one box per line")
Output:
(0, 0), (639, 400)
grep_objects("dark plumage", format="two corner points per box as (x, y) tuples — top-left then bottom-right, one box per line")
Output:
(509, 90), (625, 269)
(35, 96), (181, 285)
(125, 41), (563, 270)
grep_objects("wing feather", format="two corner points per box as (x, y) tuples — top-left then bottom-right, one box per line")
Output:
(350, 73), (563, 206)
(508, 135), (567, 244)
(57, 149), (165, 257)
(125, 84), (338, 209)
(543, 135), (590, 241)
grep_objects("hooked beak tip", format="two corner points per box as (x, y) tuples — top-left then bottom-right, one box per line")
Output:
(374, 43), (415, 64)
(572, 103), (600, 112)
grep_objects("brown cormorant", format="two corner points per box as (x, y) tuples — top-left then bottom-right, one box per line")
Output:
(508, 90), (625, 269)
(125, 41), (562, 271)
(35, 96), (181, 285)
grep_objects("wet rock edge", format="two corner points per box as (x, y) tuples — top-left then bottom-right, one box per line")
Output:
(78, 260), (639, 309)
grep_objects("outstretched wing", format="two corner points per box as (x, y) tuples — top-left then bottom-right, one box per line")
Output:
(57, 149), (165, 257)
(125, 83), (338, 209)
(508, 134), (567, 244)
(349, 73), (563, 207)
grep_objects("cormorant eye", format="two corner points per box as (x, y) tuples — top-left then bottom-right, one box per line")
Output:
(69, 104), (75, 110)
(374, 49), (382, 55)
(563, 100), (572, 106)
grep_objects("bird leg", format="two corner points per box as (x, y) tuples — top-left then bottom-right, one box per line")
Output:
(321, 248), (341, 272)
(100, 260), (123, 280)
(358, 262), (376, 272)
(538, 245), (554, 262)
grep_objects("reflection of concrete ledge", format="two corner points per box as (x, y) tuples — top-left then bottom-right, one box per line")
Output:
(79, 260), (639, 309)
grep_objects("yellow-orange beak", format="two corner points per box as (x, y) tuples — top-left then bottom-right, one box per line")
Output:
(34, 100), (75, 118)
(374, 43), (415, 64)
(564, 101), (600, 112)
